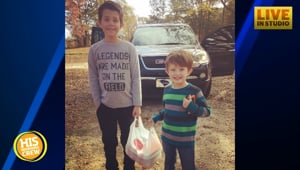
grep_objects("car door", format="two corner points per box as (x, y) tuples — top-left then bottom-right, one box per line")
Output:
(91, 27), (104, 45)
(201, 25), (235, 76)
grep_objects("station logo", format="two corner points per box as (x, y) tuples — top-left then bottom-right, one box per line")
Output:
(13, 131), (47, 162)
(254, 6), (293, 30)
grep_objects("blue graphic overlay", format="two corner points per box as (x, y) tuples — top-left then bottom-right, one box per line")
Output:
(235, 0), (274, 78)
(3, 37), (64, 170)
(236, 0), (299, 169)
(0, 0), (64, 169)
(12, 57), (65, 169)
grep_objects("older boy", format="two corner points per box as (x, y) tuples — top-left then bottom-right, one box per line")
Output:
(88, 1), (142, 169)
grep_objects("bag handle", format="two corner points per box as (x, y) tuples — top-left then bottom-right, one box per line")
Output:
(134, 116), (144, 128)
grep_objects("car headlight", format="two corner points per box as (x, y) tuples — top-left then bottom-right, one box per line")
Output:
(192, 51), (209, 67)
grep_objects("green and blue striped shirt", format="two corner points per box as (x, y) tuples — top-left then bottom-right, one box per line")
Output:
(152, 83), (211, 146)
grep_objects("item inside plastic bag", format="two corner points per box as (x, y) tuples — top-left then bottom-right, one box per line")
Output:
(125, 116), (162, 168)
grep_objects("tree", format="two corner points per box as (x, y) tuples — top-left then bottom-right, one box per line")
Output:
(65, 0), (102, 46)
(148, 0), (235, 40)
(149, 0), (167, 23)
(220, 0), (234, 13)
(220, 0), (234, 25)
(121, 1), (137, 40)
(66, 0), (137, 46)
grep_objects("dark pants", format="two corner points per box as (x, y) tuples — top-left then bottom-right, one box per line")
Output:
(96, 104), (135, 170)
(162, 140), (196, 170)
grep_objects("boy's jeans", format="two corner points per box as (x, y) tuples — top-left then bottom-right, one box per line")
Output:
(162, 140), (196, 170)
(96, 104), (135, 170)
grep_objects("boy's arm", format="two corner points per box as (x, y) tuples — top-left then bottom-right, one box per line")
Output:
(152, 110), (165, 123)
(186, 91), (211, 117)
(130, 44), (142, 107)
(88, 46), (101, 108)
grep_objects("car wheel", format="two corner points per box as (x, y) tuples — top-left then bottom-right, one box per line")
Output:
(202, 79), (212, 98)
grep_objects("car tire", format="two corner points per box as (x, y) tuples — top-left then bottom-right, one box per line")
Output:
(202, 79), (212, 98)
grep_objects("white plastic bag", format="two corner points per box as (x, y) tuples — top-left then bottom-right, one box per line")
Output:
(125, 116), (162, 168)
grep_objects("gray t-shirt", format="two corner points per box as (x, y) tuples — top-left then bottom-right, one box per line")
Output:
(88, 39), (142, 108)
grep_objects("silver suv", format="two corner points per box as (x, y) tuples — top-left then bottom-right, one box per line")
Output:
(132, 23), (212, 97)
(91, 24), (235, 97)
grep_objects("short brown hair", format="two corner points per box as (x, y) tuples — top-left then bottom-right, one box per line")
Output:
(165, 50), (193, 70)
(98, 1), (123, 24)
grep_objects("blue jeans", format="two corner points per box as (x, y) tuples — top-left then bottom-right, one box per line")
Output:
(162, 140), (196, 170)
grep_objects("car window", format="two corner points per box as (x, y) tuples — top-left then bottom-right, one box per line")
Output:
(91, 27), (104, 45)
(201, 25), (235, 51)
(132, 25), (197, 46)
(203, 25), (235, 44)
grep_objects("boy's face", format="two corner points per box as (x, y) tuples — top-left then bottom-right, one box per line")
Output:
(166, 63), (192, 88)
(98, 9), (123, 41)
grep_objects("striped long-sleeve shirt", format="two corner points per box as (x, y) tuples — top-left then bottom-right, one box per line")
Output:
(152, 83), (211, 146)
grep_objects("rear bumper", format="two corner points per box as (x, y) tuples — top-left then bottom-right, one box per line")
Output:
(141, 77), (211, 98)
(141, 64), (211, 98)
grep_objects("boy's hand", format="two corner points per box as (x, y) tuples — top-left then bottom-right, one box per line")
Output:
(182, 95), (192, 108)
(132, 106), (141, 117)
(96, 103), (101, 110)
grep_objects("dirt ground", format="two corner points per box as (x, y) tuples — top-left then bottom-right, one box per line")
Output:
(65, 47), (235, 170)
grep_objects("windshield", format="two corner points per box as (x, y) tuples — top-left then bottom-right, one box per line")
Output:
(132, 25), (197, 46)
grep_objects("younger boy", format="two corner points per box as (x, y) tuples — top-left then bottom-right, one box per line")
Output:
(88, 1), (142, 170)
(151, 50), (211, 170)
